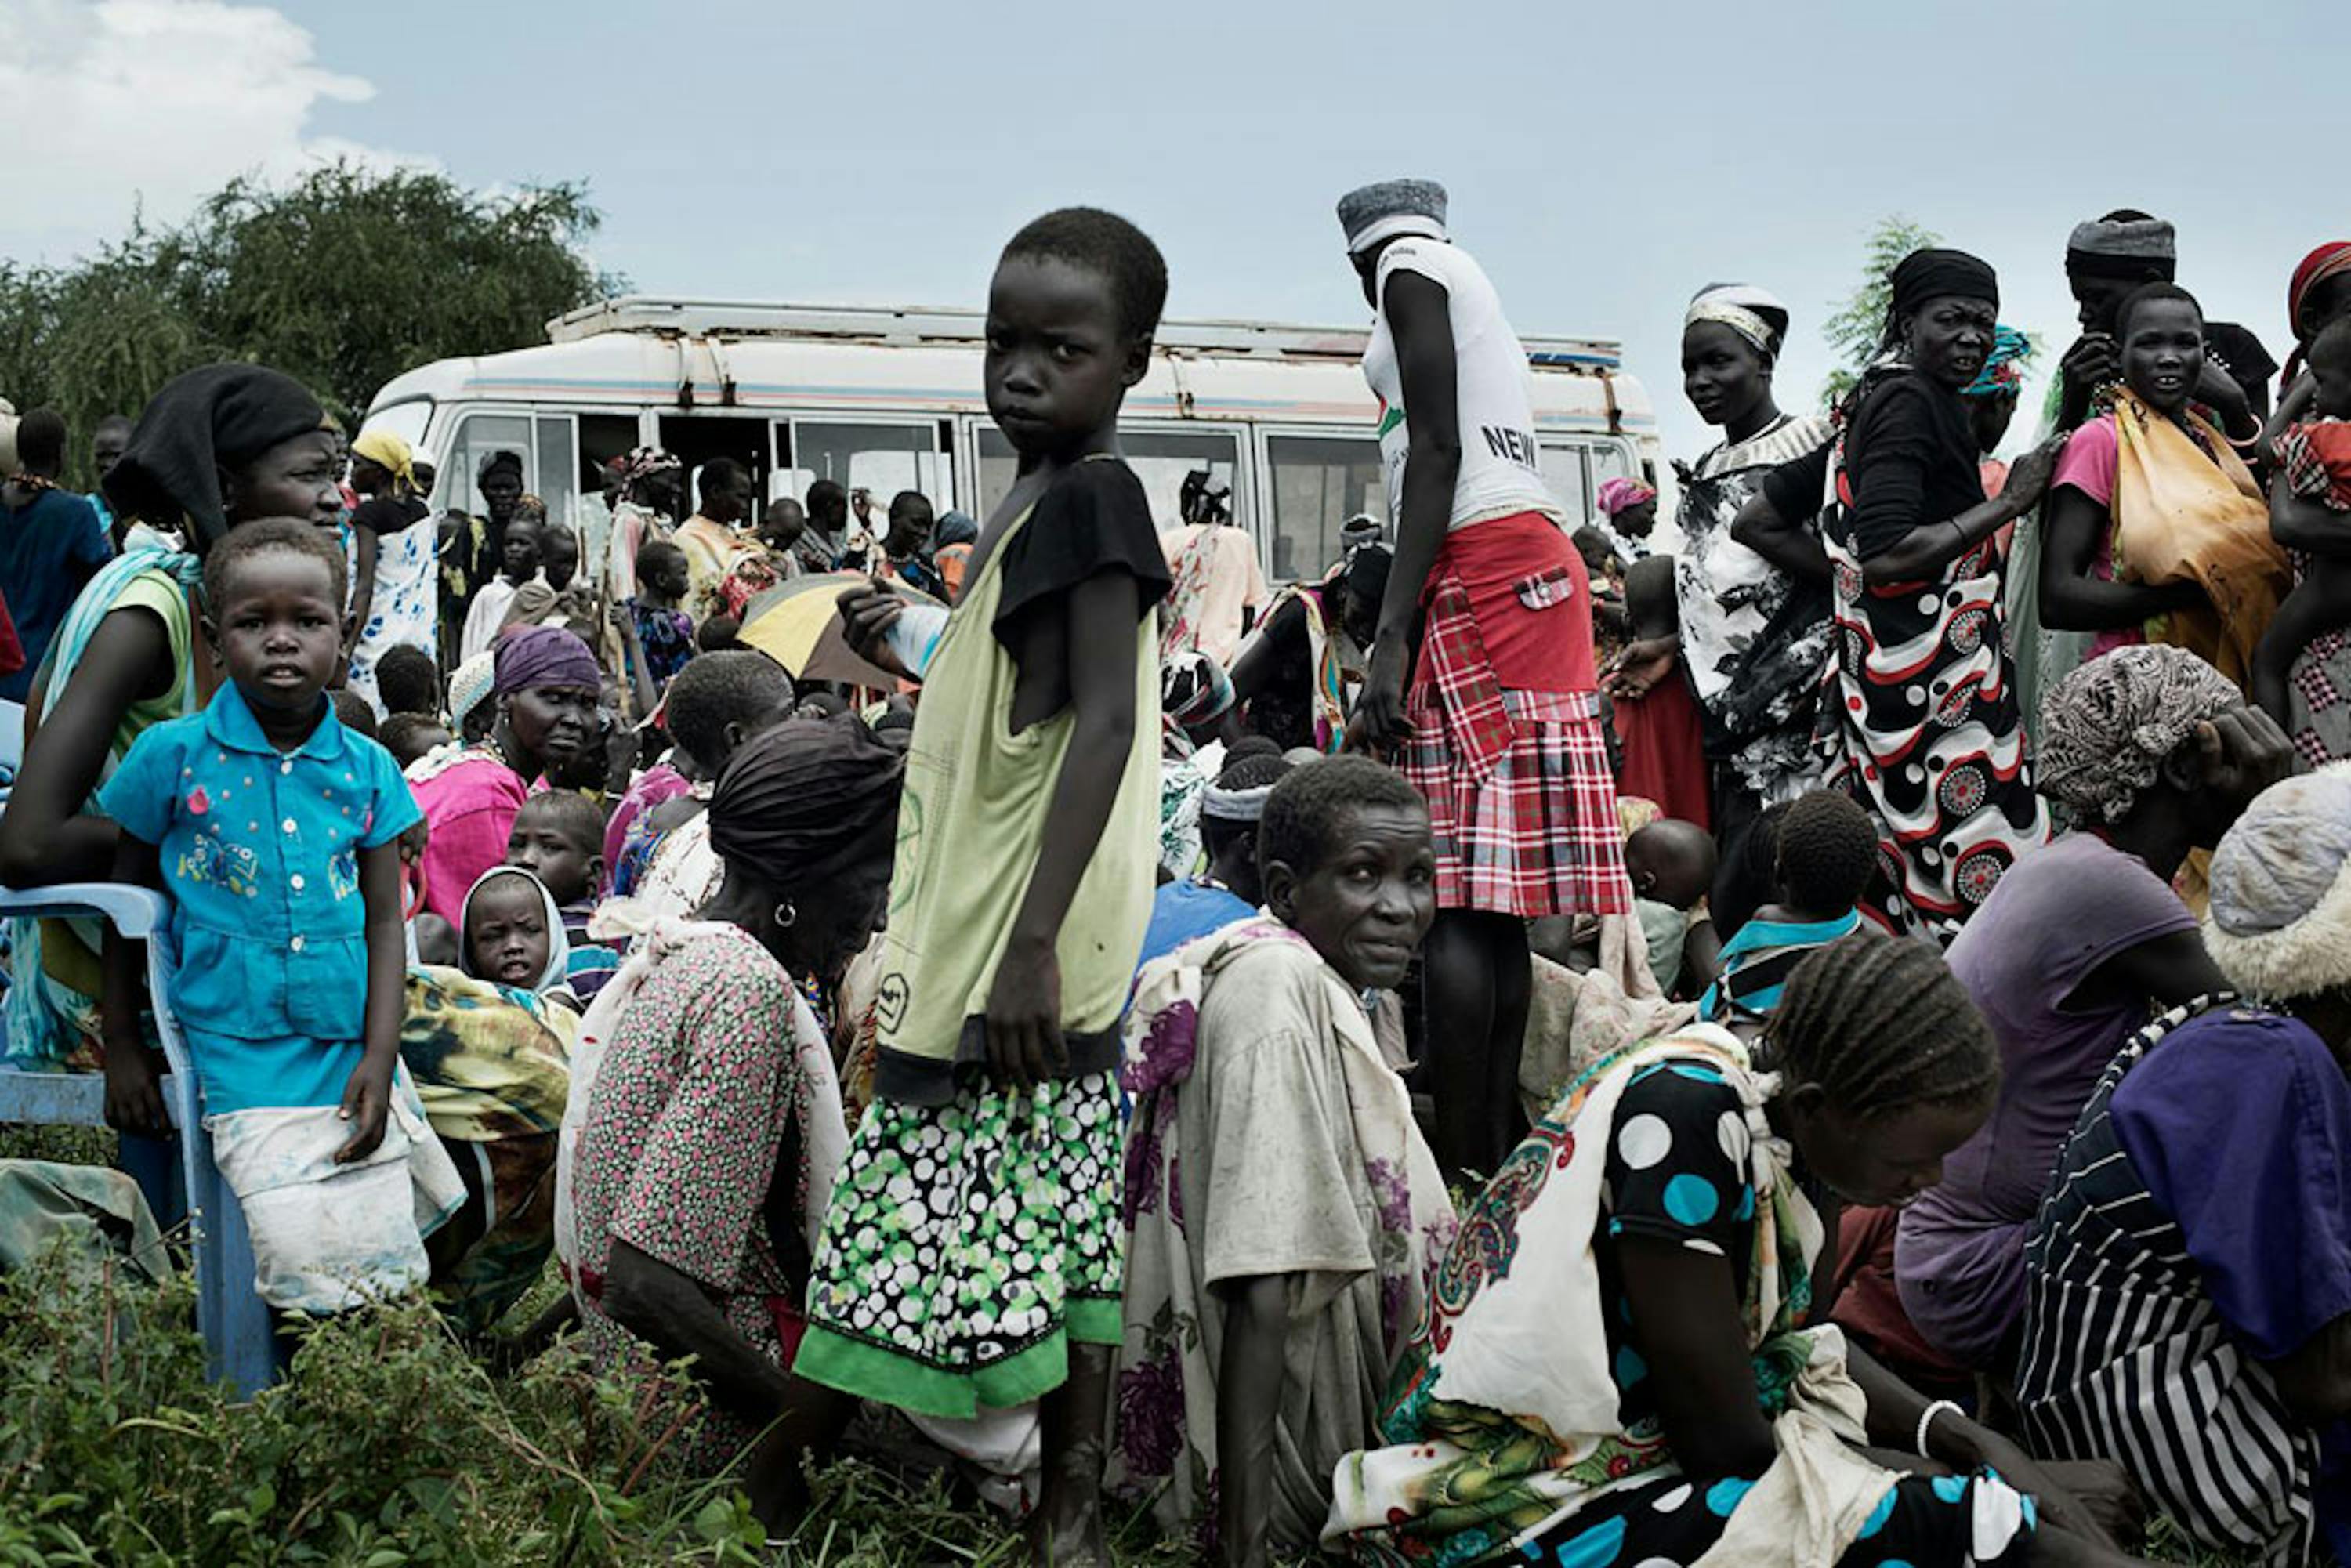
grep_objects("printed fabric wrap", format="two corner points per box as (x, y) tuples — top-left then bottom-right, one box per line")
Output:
(1117, 918), (1458, 1544)
(2108, 388), (2292, 690)
(397, 965), (578, 1331)
(553, 919), (846, 1281)
(1324, 1029), (1890, 1565)
(1267, 581), (1351, 755)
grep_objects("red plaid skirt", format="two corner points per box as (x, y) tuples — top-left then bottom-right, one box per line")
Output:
(1401, 683), (1631, 919)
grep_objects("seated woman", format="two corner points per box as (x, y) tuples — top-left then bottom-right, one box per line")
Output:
(1326, 936), (2149, 1568)
(2020, 765), (2351, 1566)
(1118, 756), (1456, 1563)
(1900, 645), (2290, 1371)
(1224, 543), (1389, 754)
(2038, 283), (2290, 692)
(565, 715), (902, 1529)
(405, 626), (603, 925)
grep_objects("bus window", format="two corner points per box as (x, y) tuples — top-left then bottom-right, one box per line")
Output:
(1588, 442), (1637, 489)
(782, 421), (953, 512)
(1539, 444), (1592, 526)
(534, 415), (578, 531)
(445, 412), (534, 511)
(975, 428), (1240, 528)
(1266, 434), (1384, 582)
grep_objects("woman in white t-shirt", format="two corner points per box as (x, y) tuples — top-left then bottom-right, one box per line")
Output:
(1334, 179), (1634, 1179)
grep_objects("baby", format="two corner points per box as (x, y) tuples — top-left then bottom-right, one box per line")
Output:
(2255, 316), (2351, 730)
(1622, 817), (1719, 999)
(1700, 790), (1877, 1023)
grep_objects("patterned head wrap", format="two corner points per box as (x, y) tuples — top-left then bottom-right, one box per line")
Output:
(492, 626), (601, 697)
(616, 446), (682, 488)
(1684, 283), (1791, 357)
(2203, 764), (2351, 1001)
(1336, 179), (1448, 255)
(708, 713), (904, 893)
(2288, 241), (2351, 341)
(446, 651), (497, 733)
(1962, 325), (2034, 398)
(2065, 215), (2178, 283)
(1596, 477), (1658, 518)
(351, 429), (417, 495)
(2034, 644), (2240, 824)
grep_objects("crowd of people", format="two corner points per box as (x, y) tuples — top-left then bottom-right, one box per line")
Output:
(0, 187), (2346, 1568)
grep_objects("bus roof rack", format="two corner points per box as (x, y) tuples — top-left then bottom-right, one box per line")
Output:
(545, 296), (1624, 371)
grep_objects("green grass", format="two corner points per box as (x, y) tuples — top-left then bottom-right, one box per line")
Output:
(0, 1128), (2259, 1564)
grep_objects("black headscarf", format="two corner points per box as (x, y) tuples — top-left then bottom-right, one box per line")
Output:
(101, 364), (324, 547)
(709, 713), (904, 892)
(1889, 248), (1999, 320)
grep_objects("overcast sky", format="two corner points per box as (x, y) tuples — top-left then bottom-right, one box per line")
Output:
(5, 0), (2346, 464)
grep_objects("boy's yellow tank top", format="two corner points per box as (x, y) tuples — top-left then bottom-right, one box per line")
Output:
(869, 472), (1161, 1106)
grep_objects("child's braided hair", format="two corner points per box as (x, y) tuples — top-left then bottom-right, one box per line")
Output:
(1762, 934), (1998, 1117)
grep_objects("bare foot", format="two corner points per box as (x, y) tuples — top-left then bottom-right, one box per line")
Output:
(1026, 1492), (1108, 1568)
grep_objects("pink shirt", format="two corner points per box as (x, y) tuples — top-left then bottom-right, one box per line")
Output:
(406, 751), (529, 925)
(2048, 414), (2142, 659)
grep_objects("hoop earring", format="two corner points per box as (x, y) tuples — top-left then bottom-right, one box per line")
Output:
(773, 900), (797, 929)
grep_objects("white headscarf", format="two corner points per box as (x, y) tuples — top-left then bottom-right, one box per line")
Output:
(458, 864), (573, 997)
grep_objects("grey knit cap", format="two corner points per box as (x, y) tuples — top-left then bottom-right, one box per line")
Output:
(1337, 179), (1448, 255)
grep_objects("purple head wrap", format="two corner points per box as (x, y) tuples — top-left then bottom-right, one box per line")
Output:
(493, 625), (601, 696)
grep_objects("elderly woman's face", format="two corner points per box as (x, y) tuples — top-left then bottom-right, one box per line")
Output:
(1904, 295), (1998, 389)
(504, 683), (599, 770)
(1269, 802), (1438, 992)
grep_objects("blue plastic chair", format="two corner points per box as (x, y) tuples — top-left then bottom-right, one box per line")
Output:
(0, 882), (274, 1394)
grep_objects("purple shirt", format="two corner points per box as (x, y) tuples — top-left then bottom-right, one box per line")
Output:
(1897, 832), (2197, 1365)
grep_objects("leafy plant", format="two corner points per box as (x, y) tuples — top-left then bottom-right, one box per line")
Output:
(1819, 215), (1943, 411)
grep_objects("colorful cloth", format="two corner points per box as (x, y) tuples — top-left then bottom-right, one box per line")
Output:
(2105, 388), (2291, 689)
(674, 514), (758, 624)
(588, 806), (720, 943)
(1695, 910), (1861, 1023)
(347, 494), (436, 715)
(3, 549), (200, 1071)
(1114, 920), (1456, 1549)
(1610, 671), (1711, 832)
(1810, 418), (2049, 941)
(1158, 522), (1268, 668)
(567, 925), (844, 1473)
(404, 748), (531, 926)
(628, 598), (694, 690)
(602, 762), (690, 885)
(398, 963), (577, 1333)
(559, 900), (622, 1001)
(96, 684), (422, 1111)
(1672, 413), (1837, 807)
(1251, 581), (1353, 755)
(1326, 1030), (2033, 1566)
(796, 1070), (1125, 1418)
(2278, 415), (2351, 512)
(1400, 513), (1627, 919)
(863, 457), (1168, 1103)
(2020, 997), (2351, 1563)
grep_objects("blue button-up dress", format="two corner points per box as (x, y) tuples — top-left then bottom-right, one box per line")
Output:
(100, 683), (423, 1114)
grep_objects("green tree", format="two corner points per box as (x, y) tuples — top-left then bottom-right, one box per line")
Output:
(1819, 215), (1941, 411)
(0, 162), (618, 487)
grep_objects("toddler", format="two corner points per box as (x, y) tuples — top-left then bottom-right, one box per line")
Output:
(100, 519), (459, 1323)
(504, 790), (624, 1000)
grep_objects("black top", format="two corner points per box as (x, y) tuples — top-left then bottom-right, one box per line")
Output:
(991, 458), (1172, 650)
(1762, 372), (1984, 562)
(351, 494), (429, 536)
